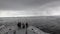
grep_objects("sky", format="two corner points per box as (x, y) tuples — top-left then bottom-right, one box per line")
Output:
(0, 0), (60, 17)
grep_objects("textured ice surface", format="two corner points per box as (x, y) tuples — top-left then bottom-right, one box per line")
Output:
(0, 22), (18, 34)
(27, 26), (50, 34)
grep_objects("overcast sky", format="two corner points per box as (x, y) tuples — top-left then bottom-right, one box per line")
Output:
(0, 0), (60, 17)
(0, 0), (58, 10)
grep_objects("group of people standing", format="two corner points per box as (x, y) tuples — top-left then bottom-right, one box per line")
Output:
(17, 22), (28, 29)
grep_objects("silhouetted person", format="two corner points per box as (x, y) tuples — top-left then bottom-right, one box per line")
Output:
(26, 22), (28, 28)
(25, 22), (28, 34)
(22, 23), (25, 29)
(17, 22), (21, 29)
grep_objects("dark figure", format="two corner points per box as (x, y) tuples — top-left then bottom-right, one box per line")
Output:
(25, 22), (28, 34)
(17, 22), (21, 29)
(26, 22), (28, 28)
(22, 23), (25, 29)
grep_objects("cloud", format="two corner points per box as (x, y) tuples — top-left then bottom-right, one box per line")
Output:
(0, 0), (58, 10)
(0, 10), (41, 17)
(0, 0), (60, 17)
(25, 1), (60, 16)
